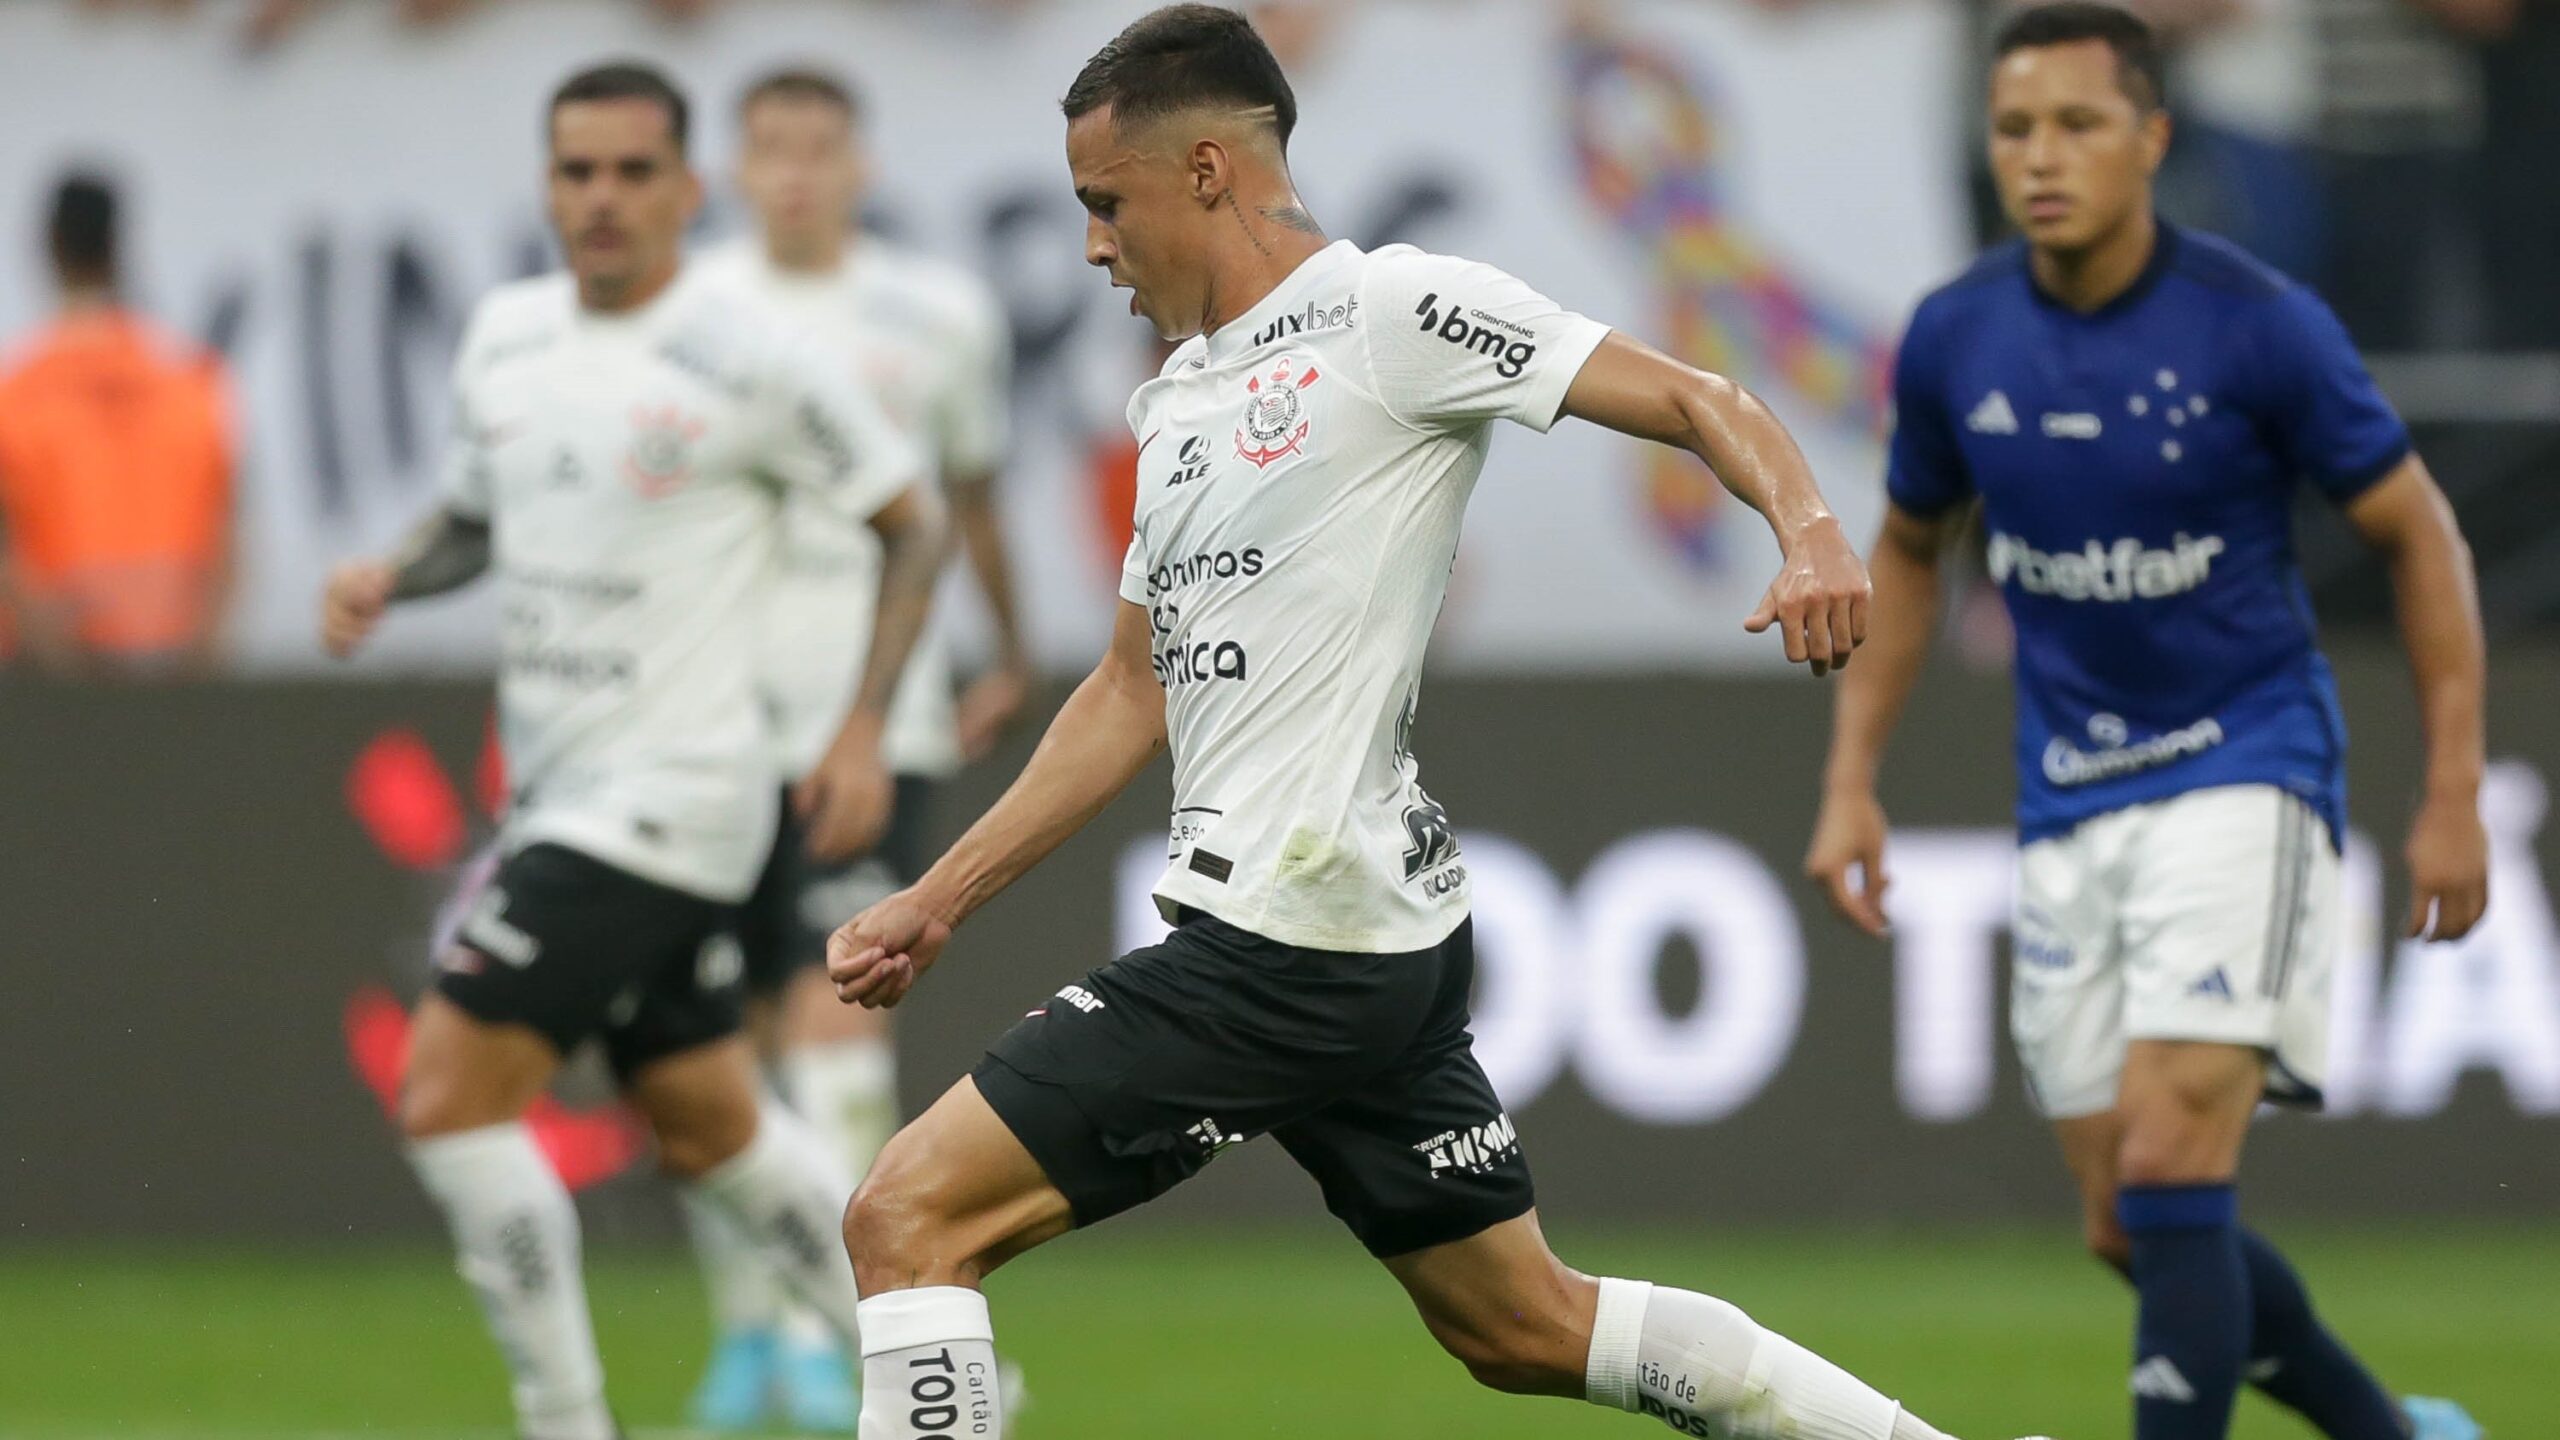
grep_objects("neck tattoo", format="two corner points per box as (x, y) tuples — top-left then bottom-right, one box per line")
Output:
(1226, 192), (1274, 257)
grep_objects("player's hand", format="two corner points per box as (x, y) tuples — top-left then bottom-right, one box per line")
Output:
(1805, 785), (1892, 938)
(828, 887), (954, 1009)
(795, 739), (893, 863)
(1745, 516), (1870, 677)
(2404, 790), (2489, 941)
(320, 560), (396, 659)
(956, 661), (1034, 763)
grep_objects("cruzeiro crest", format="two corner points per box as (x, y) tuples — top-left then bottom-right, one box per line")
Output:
(1235, 355), (1321, 469)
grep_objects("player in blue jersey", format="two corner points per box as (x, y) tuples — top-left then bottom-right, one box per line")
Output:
(1806, 8), (2488, 1440)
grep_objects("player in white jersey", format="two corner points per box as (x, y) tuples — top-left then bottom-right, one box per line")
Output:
(818, 10), (2027, 1440)
(673, 69), (1030, 1432)
(317, 65), (945, 1440)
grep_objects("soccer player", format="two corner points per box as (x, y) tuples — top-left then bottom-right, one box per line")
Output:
(677, 68), (1028, 1430)
(1803, 9), (2488, 1440)
(318, 63), (945, 1440)
(823, 9), (2004, 1440)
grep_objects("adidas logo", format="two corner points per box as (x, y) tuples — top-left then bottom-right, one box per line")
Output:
(1967, 390), (2019, 435)
(2187, 968), (2234, 1001)
(2131, 1356), (2197, 1403)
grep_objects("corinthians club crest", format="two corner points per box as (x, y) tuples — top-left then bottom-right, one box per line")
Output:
(1235, 355), (1321, 469)
(622, 403), (707, 498)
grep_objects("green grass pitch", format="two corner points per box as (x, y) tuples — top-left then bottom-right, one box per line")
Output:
(3, 1225), (2551, 1437)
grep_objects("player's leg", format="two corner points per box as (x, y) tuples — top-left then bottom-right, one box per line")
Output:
(778, 776), (933, 1183)
(1381, 1212), (1955, 1439)
(2056, 1112), (2419, 1440)
(841, 1077), (1076, 1440)
(610, 948), (867, 1350)
(1273, 921), (1958, 1439)
(2110, 785), (2424, 1440)
(402, 846), (624, 1440)
(677, 801), (813, 1430)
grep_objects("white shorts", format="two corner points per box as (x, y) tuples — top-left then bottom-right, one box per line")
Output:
(2011, 784), (2338, 1119)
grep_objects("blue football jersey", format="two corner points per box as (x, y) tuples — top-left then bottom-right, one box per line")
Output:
(1886, 224), (2411, 847)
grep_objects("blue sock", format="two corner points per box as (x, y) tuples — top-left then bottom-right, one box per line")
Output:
(2238, 1227), (2407, 1440)
(2121, 1183), (2249, 1440)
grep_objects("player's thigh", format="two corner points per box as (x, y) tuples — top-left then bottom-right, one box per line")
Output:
(847, 1076), (1075, 1290)
(1383, 1209), (1596, 1397)
(622, 1033), (765, 1179)
(970, 915), (1445, 1240)
(2009, 824), (2130, 1121)
(2117, 785), (2337, 1109)
(1270, 921), (1536, 1263)
(2115, 1038), (2266, 1184)
(400, 991), (562, 1137)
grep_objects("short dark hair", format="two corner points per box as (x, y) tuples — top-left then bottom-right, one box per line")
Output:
(48, 171), (118, 284)
(1992, 3), (2165, 112)
(1061, 4), (1296, 148)
(739, 67), (862, 126)
(548, 60), (691, 154)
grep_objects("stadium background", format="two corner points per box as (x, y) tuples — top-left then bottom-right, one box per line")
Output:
(2, 0), (2554, 1436)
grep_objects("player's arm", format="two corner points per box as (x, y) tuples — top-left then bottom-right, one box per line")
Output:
(828, 600), (1166, 1009)
(319, 506), (492, 660)
(797, 484), (952, 860)
(2344, 455), (2489, 939)
(947, 463), (1036, 759)
(1559, 334), (1868, 676)
(1806, 502), (1960, 936)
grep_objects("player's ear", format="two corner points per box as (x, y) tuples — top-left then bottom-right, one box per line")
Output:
(1188, 136), (1230, 208)
(2137, 106), (2171, 176)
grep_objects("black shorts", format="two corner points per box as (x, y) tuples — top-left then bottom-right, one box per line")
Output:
(434, 842), (745, 1081)
(738, 775), (936, 995)
(974, 913), (1533, 1258)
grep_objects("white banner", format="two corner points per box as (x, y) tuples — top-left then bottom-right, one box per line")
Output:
(0, 0), (1968, 673)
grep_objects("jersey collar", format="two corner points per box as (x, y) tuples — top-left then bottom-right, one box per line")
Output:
(2024, 219), (2181, 322)
(1202, 239), (1362, 366)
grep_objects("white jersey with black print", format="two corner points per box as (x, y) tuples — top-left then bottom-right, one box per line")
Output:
(1121, 240), (1609, 953)
(695, 239), (1012, 782)
(440, 265), (922, 903)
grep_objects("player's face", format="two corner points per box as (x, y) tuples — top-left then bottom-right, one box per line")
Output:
(1986, 40), (2168, 255)
(547, 98), (701, 303)
(736, 96), (863, 253)
(1067, 106), (1214, 341)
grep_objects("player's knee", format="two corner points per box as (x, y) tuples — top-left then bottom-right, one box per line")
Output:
(1425, 1313), (1572, 1396)
(842, 1149), (942, 1274)
(2115, 1113), (2235, 1186)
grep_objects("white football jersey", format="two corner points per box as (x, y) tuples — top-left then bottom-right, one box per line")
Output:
(442, 265), (921, 902)
(1123, 240), (1609, 952)
(695, 239), (1012, 780)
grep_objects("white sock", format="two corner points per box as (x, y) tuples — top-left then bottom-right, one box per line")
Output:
(783, 1036), (900, 1185)
(1584, 1277), (1949, 1440)
(408, 1123), (614, 1440)
(681, 1187), (787, 1336)
(691, 1105), (863, 1345)
(857, 1287), (1002, 1440)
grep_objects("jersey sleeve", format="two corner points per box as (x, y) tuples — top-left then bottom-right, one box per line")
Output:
(762, 326), (926, 522)
(931, 279), (1012, 477)
(1118, 535), (1149, 606)
(1358, 250), (1610, 434)
(437, 308), (498, 520)
(2248, 286), (2413, 503)
(1882, 300), (1973, 518)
